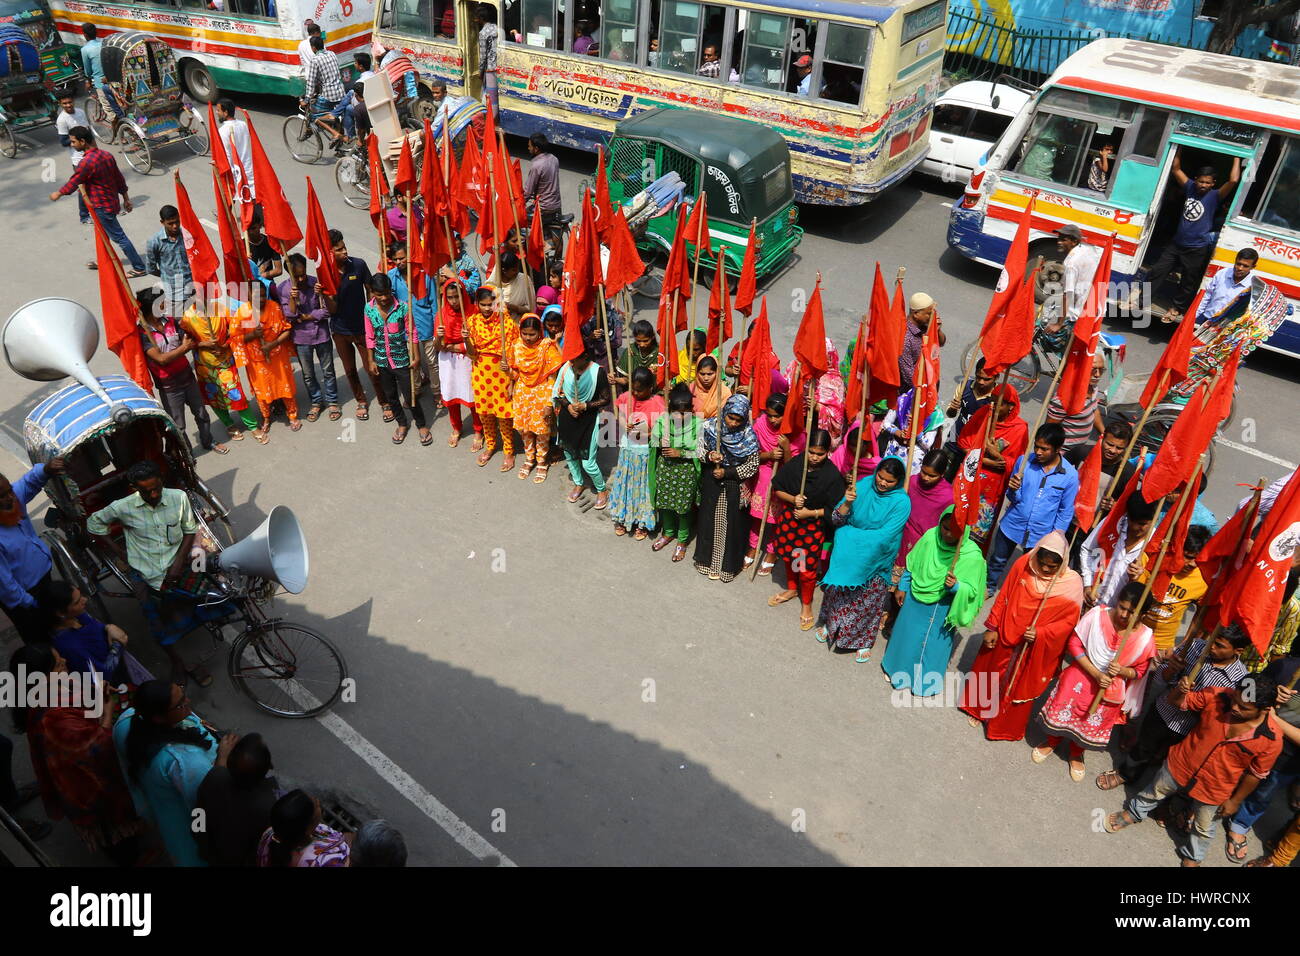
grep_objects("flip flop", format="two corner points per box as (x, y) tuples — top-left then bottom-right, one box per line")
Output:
(355, 404), (370, 421)
(614, 524), (628, 536)
(799, 614), (816, 631)
(767, 592), (797, 607)
(672, 543), (687, 562)
(253, 429), (270, 445)
(307, 406), (322, 422)
(567, 486), (584, 503)
(229, 430), (246, 441)
(126, 269), (147, 278)
(593, 492), (609, 510)
(447, 431), (461, 447)
(1104, 811), (1138, 833)
(393, 427), (409, 445)
(813, 626), (829, 644)
(289, 420), (303, 432)
(500, 457), (515, 473)
(207, 443), (230, 456)
(633, 528), (649, 541)
(381, 405), (396, 423)
(419, 429), (434, 446)
(1225, 832), (1249, 864)
(855, 651), (872, 664)
(328, 405), (342, 421)
(651, 535), (671, 552)
(759, 560), (775, 576)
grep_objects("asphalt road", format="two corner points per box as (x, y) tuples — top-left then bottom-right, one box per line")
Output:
(0, 96), (1295, 867)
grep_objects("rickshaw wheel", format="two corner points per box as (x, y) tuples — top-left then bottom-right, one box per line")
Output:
(1139, 407), (1217, 479)
(958, 338), (1042, 398)
(335, 152), (370, 209)
(119, 127), (152, 174)
(85, 95), (112, 142)
(228, 621), (347, 718)
(47, 532), (111, 622)
(0, 124), (15, 159)
(181, 110), (209, 155)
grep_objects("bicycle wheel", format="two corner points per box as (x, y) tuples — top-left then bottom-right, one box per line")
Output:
(228, 621), (347, 718)
(282, 114), (323, 164)
(119, 126), (151, 174)
(85, 96), (113, 142)
(180, 109), (209, 155)
(957, 339), (1040, 396)
(335, 152), (369, 209)
(1139, 408), (1217, 478)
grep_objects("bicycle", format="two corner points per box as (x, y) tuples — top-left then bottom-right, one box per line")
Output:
(334, 136), (370, 209)
(958, 321), (1126, 403)
(283, 97), (349, 165)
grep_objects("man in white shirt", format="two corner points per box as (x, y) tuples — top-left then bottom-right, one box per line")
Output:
(1182, 247), (1257, 327)
(1081, 495), (1157, 609)
(215, 98), (255, 200)
(55, 93), (89, 223)
(1042, 223), (1102, 347)
(297, 20), (319, 72)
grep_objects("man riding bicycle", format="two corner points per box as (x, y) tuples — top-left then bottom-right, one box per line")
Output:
(524, 132), (564, 254)
(300, 34), (347, 152)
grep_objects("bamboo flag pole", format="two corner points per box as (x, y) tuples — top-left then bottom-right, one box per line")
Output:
(1087, 458), (1203, 717)
(973, 368), (1012, 557)
(689, 202), (707, 335)
(1104, 368), (1170, 504)
(753, 374), (813, 581)
(797, 369), (819, 498)
(486, 152), (510, 382)
(598, 283), (617, 394)
(497, 128), (533, 303)
(404, 191), (418, 402)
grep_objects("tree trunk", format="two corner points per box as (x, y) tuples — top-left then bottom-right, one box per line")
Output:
(1206, 0), (1300, 55)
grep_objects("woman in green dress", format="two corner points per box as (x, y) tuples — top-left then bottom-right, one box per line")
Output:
(649, 384), (701, 562)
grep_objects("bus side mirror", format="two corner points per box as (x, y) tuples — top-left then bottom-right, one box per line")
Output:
(991, 95), (1001, 110)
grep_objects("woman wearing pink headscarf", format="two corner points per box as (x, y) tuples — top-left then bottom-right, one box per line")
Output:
(784, 337), (845, 447)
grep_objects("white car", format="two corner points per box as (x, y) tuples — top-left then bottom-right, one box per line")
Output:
(919, 80), (1033, 183)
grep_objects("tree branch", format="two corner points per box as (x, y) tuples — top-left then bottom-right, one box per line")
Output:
(1246, 0), (1300, 27)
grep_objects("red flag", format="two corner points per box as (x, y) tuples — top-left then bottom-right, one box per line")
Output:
(230, 148), (255, 230)
(951, 448), (985, 529)
(705, 247), (732, 355)
(1073, 438), (1104, 533)
(1197, 486), (1264, 609)
(982, 265), (1038, 376)
(660, 206), (693, 331)
(593, 146), (615, 243)
(509, 157), (527, 227)
(1092, 460), (1147, 564)
(734, 220), (757, 318)
(980, 196), (1035, 337)
(1140, 288), (1203, 407)
(792, 280), (828, 379)
(1143, 476), (1200, 602)
(87, 205), (151, 392)
(563, 203), (596, 354)
(683, 192), (709, 264)
(780, 367), (808, 437)
(241, 109), (300, 252)
(914, 312), (942, 431)
(1214, 468), (1300, 653)
(525, 199), (545, 273)
(173, 173), (219, 294)
(1142, 346), (1240, 503)
(843, 312), (870, 423)
(1057, 235), (1114, 415)
(740, 298), (773, 419)
(865, 264), (901, 408)
(304, 177), (340, 297)
(604, 208), (644, 299)
(212, 168), (251, 290)
(456, 126), (484, 219)
(560, 224), (588, 364)
(442, 126), (471, 240)
(393, 135), (417, 196)
(208, 101), (233, 195)
(654, 285), (681, 389)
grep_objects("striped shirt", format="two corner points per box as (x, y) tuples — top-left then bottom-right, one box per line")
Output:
(1155, 638), (1248, 736)
(86, 488), (198, 589)
(305, 49), (344, 101)
(1047, 386), (1104, 450)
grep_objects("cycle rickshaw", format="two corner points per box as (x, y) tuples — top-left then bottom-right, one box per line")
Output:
(0, 25), (58, 159)
(83, 31), (208, 174)
(6, 300), (345, 718)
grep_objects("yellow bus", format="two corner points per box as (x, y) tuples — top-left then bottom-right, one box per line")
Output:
(49, 0), (373, 100)
(373, 0), (946, 205)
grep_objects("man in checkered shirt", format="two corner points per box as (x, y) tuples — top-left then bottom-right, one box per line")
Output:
(304, 34), (344, 110)
(48, 126), (146, 275)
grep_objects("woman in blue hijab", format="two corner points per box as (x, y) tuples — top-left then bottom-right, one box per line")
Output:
(816, 456), (911, 662)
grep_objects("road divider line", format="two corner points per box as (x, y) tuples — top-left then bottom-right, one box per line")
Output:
(1214, 437), (1297, 471)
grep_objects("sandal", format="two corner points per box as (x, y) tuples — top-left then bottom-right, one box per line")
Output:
(447, 431), (461, 447)
(532, 464), (549, 484)
(518, 461), (533, 479)
(470, 434), (485, 453)
(229, 430), (245, 441)
(1095, 770), (1125, 792)
(855, 651), (872, 664)
(1069, 761), (1086, 783)
(1225, 832), (1249, 864)
(328, 405), (342, 421)
(1104, 811), (1139, 833)
(813, 626), (829, 644)
(307, 405), (322, 422)
(799, 612), (816, 631)
(633, 528), (649, 541)
(651, 535), (671, 552)
(381, 404), (396, 423)
(355, 403), (370, 421)
(500, 455), (515, 473)
(419, 428), (434, 446)
(126, 268), (147, 278)
(759, 560), (775, 576)
(87, 261), (98, 270)
(477, 448), (494, 466)
(289, 420), (303, 432)
(1030, 746), (1053, 764)
(253, 429), (270, 445)
(567, 485), (584, 503)
(768, 591), (797, 607)
(393, 425), (409, 445)
(207, 443), (230, 456)
(593, 491), (609, 510)
(614, 523), (628, 536)
(672, 543), (687, 562)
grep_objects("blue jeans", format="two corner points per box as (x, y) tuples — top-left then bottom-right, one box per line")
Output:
(331, 93), (355, 138)
(296, 341), (338, 407)
(95, 208), (146, 272)
(1229, 764), (1300, 836)
(1125, 761), (1220, 863)
(985, 529), (1021, 590)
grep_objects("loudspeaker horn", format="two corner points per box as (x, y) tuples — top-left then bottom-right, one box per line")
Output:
(218, 506), (310, 594)
(2, 297), (133, 424)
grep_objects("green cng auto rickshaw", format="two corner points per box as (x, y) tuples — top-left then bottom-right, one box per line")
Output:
(604, 107), (803, 282)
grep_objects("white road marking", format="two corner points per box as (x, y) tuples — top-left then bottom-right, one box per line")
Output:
(940, 201), (952, 208)
(279, 675), (517, 866)
(1214, 437), (1297, 471)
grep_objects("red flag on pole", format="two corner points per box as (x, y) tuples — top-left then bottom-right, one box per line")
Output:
(951, 448), (985, 529)
(304, 177), (340, 297)
(213, 168), (251, 290)
(1057, 234), (1114, 415)
(843, 312), (870, 424)
(1213, 468), (1300, 653)
(1197, 487), (1264, 612)
(241, 109), (301, 252)
(1073, 438), (1105, 533)
(683, 192), (709, 263)
(603, 208), (645, 298)
(87, 204), (152, 392)
(1139, 289), (1203, 407)
(1142, 346), (1241, 503)
(174, 173), (219, 294)
(780, 367), (807, 437)
(740, 298), (773, 419)
(442, 126), (471, 240)
(654, 284), (682, 389)
(705, 247), (732, 354)
(661, 206), (693, 331)
(982, 266), (1039, 376)
(593, 146), (615, 244)
(393, 135), (417, 196)
(734, 220), (757, 318)
(525, 199), (545, 273)
(1091, 460), (1148, 564)
(560, 225), (588, 364)
(865, 263), (901, 409)
(980, 196), (1035, 336)
(914, 312), (942, 430)
(456, 128), (485, 219)
(208, 101), (233, 195)
(792, 279), (828, 379)
(1143, 477), (1200, 601)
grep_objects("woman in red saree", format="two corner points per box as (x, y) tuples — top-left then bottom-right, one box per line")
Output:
(11, 643), (143, 863)
(960, 531), (1083, 741)
(956, 383), (1028, 548)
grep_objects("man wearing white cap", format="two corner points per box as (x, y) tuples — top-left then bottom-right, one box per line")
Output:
(899, 292), (945, 392)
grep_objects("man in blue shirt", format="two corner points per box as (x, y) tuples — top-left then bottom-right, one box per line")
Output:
(0, 458), (66, 643)
(79, 23), (104, 90)
(1140, 149), (1241, 320)
(386, 240), (440, 409)
(987, 422), (1079, 589)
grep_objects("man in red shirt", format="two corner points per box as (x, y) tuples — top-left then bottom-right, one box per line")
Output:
(48, 126), (146, 276)
(136, 289), (226, 456)
(1104, 676), (1282, 866)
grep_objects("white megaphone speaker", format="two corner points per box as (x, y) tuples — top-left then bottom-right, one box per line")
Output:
(217, 506), (311, 594)
(3, 297), (134, 425)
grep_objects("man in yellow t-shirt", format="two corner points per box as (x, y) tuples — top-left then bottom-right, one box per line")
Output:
(1139, 527), (1211, 655)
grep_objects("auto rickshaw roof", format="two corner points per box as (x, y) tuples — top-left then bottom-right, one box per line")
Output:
(616, 108), (788, 180)
(25, 374), (174, 465)
(101, 30), (174, 82)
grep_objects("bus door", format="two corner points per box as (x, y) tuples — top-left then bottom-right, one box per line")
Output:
(460, 0), (485, 100)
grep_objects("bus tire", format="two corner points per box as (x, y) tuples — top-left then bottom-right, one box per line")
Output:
(410, 87), (439, 124)
(183, 60), (218, 104)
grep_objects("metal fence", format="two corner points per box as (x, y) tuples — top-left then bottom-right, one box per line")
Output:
(943, 9), (1167, 85)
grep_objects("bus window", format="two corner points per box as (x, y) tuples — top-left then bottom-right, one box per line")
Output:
(392, 0), (431, 36)
(1015, 112), (1095, 187)
(1250, 138), (1300, 232)
(819, 22), (867, 106)
(507, 0), (559, 48)
(1128, 107), (1170, 162)
(655, 1), (725, 78)
(737, 11), (788, 91)
(600, 0), (638, 62)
